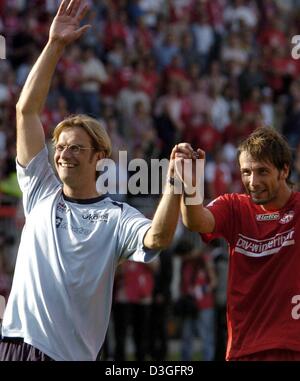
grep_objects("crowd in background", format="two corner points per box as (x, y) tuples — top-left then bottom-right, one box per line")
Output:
(1, 0), (300, 360)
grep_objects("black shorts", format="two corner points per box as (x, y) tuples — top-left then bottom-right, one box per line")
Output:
(0, 337), (54, 361)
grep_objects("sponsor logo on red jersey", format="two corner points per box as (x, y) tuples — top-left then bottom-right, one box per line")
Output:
(235, 228), (295, 257)
(256, 213), (280, 221)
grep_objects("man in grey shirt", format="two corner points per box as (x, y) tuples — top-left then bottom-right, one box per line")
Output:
(0, 0), (193, 361)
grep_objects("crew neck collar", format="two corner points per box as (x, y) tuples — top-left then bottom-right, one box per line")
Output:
(63, 193), (106, 204)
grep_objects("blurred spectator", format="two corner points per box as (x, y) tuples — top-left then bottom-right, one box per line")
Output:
(175, 241), (217, 361)
(158, 79), (183, 130)
(80, 46), (108, 117)
(140, 55), (160, 100)
(133, 15), (154, 52)
(211, 239), (228, 361)
(130, 100), (159, 161)
(179, 31), (199, 71)
(191, 3), (216, 72)
(184, 111), (222, 161)
(148, 248), (173, 361)
(223, 0), (258, 31)
(80, 8), (103, 55)
(102, 7), (130, 52)
(16, 46), (39, 87)
(0, 254), (11, 303)
(153, 97), (178, 158)
(163, 54), (188, 86)
(116, 75), (151, 139)
(238, 57), (266, 101)
(206, 150), (233, 200)
(138, 0), (166, 29)
(59, 45), (83, 113)
(189, 78), (213, 121)
(207, 60), (227, 95)
(113, 261), (157, 361)
(257, 14), (286, 50)
(260, 87), (275, 127)
(127, 0), (144, 26)
(266, 45), (298, 97)
(153, 28), (179, 72)
(221, 32), (249, 77)
(8, 13), (36, 69)
(210, 85), (230, 133)
(281, 79), (300, 149)
(106, 39), (126, 70)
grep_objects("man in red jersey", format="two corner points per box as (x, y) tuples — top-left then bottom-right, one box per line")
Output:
(175, 127), (300, 360)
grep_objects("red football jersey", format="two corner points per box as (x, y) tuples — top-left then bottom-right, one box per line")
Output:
(202, 192), (300, 360)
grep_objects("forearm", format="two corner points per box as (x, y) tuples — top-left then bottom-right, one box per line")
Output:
(16, 40), (64, 115)
(144, 182), (181, 250)
(181, 197), (215, 233)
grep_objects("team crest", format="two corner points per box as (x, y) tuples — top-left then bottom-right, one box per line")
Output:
(279, 211), (294, 224)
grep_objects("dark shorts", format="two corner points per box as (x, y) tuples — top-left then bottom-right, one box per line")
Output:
(0, 337), (54, 361)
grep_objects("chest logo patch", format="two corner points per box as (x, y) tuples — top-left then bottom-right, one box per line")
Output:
(279, 211), (294, 224)
(256, 213), (280, 221)
(81, 212), (109, 223)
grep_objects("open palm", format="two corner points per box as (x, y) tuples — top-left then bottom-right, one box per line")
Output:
(49, 0), (90, 45)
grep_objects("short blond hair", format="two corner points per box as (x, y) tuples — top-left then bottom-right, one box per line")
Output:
(52, 114), (112, 158)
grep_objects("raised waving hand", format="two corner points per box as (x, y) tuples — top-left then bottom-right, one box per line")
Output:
(16, 0), (90, 167)
(49, 0), (90, 46)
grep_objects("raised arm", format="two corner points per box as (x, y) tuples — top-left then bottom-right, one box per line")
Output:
(181, 200), (216, 234)
(16, 0), (90, 167)
(143, 143), (192, 250)
(179, 147), (216, 234)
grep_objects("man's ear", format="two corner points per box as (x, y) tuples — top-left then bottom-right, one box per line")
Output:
(95, 151), (107, 171)
(281, 164), (290, 180)
(97, 151), (106, 161)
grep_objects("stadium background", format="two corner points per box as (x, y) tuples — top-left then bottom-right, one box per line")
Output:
(1, 0), (300, 360)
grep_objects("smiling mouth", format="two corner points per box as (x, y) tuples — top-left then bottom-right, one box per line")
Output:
(250, 190), (266, 197)
(59, 163), (76, 168)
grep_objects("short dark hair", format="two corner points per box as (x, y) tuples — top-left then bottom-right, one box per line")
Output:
(237, 127), (293, 184)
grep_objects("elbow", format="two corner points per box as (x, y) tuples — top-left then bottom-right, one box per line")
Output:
(147, 240), (170, 251)
(16, 100), (40, 116)
(16, 102), (23, 114)
(155, 240), (171, 251)
(144, 234), (171, 251)
(16, 102), (28, 116)
(182, 217), (199, 232)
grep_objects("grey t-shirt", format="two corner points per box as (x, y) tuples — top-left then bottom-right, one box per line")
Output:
(2, 147), (158, 360)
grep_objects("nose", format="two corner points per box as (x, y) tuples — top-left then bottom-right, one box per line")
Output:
(249, 172), (259, 188)
(60, 146), (73, 159)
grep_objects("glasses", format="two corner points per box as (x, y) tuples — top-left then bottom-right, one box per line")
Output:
(55, 144), (95, 155)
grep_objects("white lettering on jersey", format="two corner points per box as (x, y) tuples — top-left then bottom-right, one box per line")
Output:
(235, 229), (295, 257)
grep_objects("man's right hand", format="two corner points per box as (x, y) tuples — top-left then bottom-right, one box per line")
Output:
(49, 0), (91, 46)
(173, 144), (205, 201)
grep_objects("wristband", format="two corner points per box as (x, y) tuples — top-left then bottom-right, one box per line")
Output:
(166, 176), (182, 194)
(168, 176), (175, 186)
(167, 176), (181, 187)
